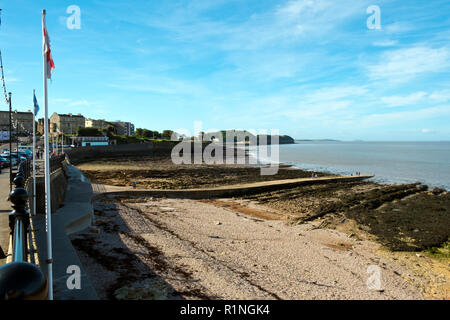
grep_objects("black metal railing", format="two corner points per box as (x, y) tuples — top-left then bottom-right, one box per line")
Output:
(50, 154), (66, 173)
(0, 159), (50, 299)
(11, 153), (66, 184)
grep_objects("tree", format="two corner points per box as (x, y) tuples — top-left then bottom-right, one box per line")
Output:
(142, 129), (153, 139)
(162, 130), (174, 140)
(135, 128), (144, 137)
(153, 131), (161, 139)
(76, 127), (102, 137)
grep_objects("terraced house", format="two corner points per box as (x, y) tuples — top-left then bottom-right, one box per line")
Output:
(85, 118), (114, 131)
(50, 112), (85, 136)
(0, 110), (34, 135)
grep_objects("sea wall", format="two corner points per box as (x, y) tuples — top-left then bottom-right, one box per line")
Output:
(26, 163), (68, 215)
(65, 141), (213, 164)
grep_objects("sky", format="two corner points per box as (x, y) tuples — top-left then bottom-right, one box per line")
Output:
(0, 0), (449, 141)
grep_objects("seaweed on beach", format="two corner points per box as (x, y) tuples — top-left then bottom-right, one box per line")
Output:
(245, 181), (449, 252)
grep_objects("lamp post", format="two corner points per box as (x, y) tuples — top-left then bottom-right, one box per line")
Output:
(8, 92), (12, 191)
(15, 119), (19, 162)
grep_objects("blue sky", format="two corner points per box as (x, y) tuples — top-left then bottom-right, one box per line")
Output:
(0, 0), (449, 141)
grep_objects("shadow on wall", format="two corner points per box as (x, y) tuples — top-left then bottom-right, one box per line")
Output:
(26, 165), (68, 215)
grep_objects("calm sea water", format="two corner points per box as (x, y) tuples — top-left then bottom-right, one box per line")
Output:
(250, 141), (450, 190)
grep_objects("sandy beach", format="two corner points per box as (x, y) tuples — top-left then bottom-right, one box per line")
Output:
(74, 155), (450, 300)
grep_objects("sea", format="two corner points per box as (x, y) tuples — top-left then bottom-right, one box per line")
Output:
(248, 141), (450, 190)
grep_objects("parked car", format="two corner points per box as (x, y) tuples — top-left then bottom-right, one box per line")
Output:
(1, 154), (18, 167)
(17, 151), (32, 160)
(0, 156), (9, 168)
(12, 153), (28, 162)
(22, 149), (33, 157)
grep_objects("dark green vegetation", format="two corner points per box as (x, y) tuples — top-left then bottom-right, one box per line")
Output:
(76, 127), (104, 137)
(134, 129), (174, 140)
(425, 241), (449, 258)
(243, 182), (449, 252)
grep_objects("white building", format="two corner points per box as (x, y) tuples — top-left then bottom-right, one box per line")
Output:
(76, 136), (109, 147)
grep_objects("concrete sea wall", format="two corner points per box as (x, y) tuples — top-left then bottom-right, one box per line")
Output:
(26, 164), (68, 215)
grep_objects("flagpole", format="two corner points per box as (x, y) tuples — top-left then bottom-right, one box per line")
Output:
(32, 90), (37, 216)
(42, 9), (53, 300)
(55, 130), (58, 155)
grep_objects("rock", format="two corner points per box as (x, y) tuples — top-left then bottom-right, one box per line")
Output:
(114, 279), (168, 300)
(415, 253), (423, 258)
(89, 227), (100, 234)
(214, 221), (222, 225)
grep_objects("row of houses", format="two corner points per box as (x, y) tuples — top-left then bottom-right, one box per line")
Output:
(0, 110), (135, 137)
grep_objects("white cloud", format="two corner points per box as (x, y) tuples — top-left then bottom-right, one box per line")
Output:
(372, 40), (398, 47)
(429, 89), (450, 103)
(381, 91), (428, 107)
(275, 0), (324, 19)
(381, 89), (450, 107)
(384, 22), (415, 34)
(4, 77), (21, 83)
(69, 100), (90, 107)
(360, 105), (450, 127)
(305, 86), (368, 102)
(107, 70), (210, 97)
(367, 46), (450, 83)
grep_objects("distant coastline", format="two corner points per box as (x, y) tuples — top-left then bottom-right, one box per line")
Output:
(294, 139), (340, 142)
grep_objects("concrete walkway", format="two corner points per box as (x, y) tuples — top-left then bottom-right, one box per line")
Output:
(32, 164), (98, 299)
(93, 174), (374, 200)
(0, 169), (11, 266)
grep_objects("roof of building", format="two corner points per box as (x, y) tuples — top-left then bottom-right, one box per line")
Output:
(58, 114), (85, 118)
(52, 112), (85, 118)
(0, 110), (33, 114)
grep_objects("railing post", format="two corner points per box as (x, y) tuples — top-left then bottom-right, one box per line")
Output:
(9, 173), (29, 262)
(0, 168), (48, 300)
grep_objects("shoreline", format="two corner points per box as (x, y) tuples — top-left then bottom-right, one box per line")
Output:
(246, 142), (450, 191)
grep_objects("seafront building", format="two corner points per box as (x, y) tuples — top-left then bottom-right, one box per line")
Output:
(74, 136), (109, 147)
(50, 112), (85, 136)
(6, 111), (135, 139)
(111, 121), (135, 136)
(85, 118), (114, 131)
(0, 110), (34, 135)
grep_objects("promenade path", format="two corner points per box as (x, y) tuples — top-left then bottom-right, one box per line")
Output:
(0, 169), (11, 266)
(92, 174), (374, 200)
